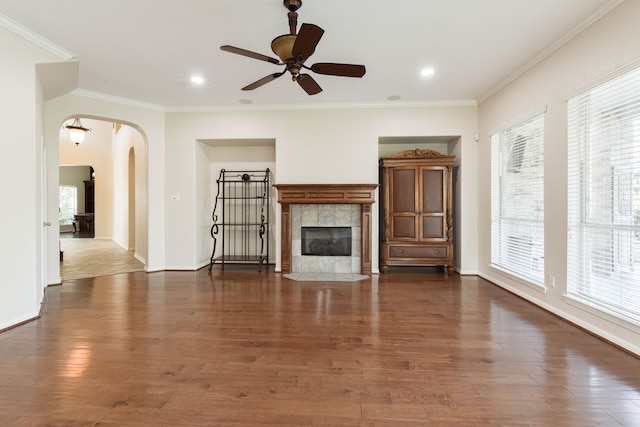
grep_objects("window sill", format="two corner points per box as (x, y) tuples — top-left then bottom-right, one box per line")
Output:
(562, 294), (640, 332)
(489, 264), (547, 294)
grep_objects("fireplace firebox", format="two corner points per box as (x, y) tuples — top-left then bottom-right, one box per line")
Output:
(301, 227), (352, 256)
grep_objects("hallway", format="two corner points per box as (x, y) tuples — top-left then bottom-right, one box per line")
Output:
(59, 233), (145, 281)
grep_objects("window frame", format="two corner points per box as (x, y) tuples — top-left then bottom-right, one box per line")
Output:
(59, 185), (78, 226)
(490, 112), (546, 287)
(567, 65), (640, 325)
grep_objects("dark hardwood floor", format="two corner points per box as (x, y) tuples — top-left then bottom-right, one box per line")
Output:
(1, 267), (639, 426)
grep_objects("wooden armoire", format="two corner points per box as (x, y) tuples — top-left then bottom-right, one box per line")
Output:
(379, 149), (455, 275)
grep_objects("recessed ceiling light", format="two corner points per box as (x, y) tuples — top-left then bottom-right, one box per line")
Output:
(190, 75), (205, 85)
(239, 99), (253, 104)
(421, 68), (435, 77)
(387, 95), (401, 101)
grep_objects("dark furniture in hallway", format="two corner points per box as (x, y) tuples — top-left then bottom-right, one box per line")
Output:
(73, 213), (94, 232)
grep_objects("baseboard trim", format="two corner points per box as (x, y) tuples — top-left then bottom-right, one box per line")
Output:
(478, 272), (640, 358)
(0, 313), (40, 333)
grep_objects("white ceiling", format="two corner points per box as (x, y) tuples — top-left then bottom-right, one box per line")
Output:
(0, 0), (620, 110)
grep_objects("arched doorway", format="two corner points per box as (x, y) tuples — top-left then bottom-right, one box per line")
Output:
(57, 118), (148, 280)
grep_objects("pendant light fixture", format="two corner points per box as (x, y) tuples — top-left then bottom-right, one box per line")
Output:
(65, 118), (91, 146)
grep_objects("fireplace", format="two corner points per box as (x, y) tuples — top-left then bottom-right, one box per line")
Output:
(302, 227), (352, 256)
(273, 184), (378, 275)
(291, 204), (360, 273)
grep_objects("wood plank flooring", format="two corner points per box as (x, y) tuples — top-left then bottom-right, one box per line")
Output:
(1, 267), (640, 426)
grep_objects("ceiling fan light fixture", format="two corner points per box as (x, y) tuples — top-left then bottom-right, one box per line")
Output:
(271, 34), (297, 62)
(220, 0), (365, 95)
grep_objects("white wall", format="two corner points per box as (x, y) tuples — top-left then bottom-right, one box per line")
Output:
(165, 106), (478, 273)
(0, 26), (61, 329)
(112, 125), (148, 261)
(477, 0), (640, 354)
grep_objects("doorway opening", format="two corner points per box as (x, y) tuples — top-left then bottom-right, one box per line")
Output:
(57, 118), (147, 281)
(59, 165), (94, 239)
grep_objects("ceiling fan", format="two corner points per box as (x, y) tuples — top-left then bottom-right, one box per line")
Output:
(220, 0), (366, 95)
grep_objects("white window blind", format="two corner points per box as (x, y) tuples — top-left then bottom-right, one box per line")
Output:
(491, 113), (545, 285)
(567, 65), (640, 324)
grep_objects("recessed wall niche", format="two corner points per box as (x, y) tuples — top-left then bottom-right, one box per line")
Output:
(377, 135), (462, 272)
(195, 138), (276, 267)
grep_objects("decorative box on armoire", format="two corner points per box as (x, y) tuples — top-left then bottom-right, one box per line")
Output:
(379, 149), (455, 275)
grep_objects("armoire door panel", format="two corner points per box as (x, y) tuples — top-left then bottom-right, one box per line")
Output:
(391, 169), (416, 212)
(392, 216), (417, 239)
(422, 169), (444, 213)
(422, 216), (445, 239)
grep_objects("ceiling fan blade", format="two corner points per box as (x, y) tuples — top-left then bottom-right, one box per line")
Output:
(242, 71), (286, 91)
(310, 63), (366, 78)
(297, 74), (322, 95)
(220, 45), (281, 65)
(292, 23), (324, 60)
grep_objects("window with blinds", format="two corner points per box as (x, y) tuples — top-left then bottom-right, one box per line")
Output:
(59, 186), (77, 226)
(567, 65), (640, 324)
(491, 113), (545, 285)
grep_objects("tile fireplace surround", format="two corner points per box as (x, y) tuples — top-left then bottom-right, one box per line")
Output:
(293, 204), (360, 273)
(273, 184), (378, 275)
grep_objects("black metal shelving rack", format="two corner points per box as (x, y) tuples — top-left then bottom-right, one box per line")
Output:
(208, 169), (270, 272)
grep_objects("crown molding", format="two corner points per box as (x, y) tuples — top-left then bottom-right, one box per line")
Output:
(0, 13), (75, 60)
(165, 99), (477, 113)
(477, 0), (625, 104)
(71, 89), (165, 112)
(73, 89), (475, 114)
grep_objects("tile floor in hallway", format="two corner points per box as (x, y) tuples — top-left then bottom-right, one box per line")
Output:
(59, 233), (145, 281)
